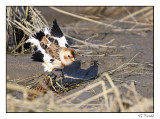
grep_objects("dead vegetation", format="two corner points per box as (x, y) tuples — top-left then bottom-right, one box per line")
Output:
(7, 73), (153, 112)
(6, 6), (48, 54)
(6, 6), (153, 112)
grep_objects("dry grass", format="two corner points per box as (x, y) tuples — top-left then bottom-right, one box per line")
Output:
(7, 73), (153, 112)
(6, 6), (48, 54)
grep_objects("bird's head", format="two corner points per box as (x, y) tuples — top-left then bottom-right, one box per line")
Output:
(60, 48), (76, 66)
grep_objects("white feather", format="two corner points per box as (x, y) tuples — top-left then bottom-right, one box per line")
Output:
(43, 27), (51, 35)
(42, 59), (65, 72)
(54, 36), (68, 47)
(42, 62), (53, 72)
(26, 37), (39, 46)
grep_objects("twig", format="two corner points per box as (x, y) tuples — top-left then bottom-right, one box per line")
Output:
(122, 7), (137, 23)
(105, 73), (124, 111)
(85, 33), (98, 42)
(113, 27), (152, 32)
(14, 20), (33, 34)
(78, 54), (106, 57)
(11, 35), (27, 53)
(7, 19), (32, 35)
(66, 35), (116, 49)
(78, 54), (123, 57)
(105, 39), (115, 45)
(75, 88), (113, 109)
(55, 81), (64, 89)
(64, 75), (88, 80)
(137, 9), (153, 21)
(122, 83), (141, 103)
(120, 7), (152, 21)
(56, 81), (103, 103)
(49, 76), (57, 91)
(101, 80), (109, 111)
(105, 17), (152, 26)
(108, 52), (140, 74)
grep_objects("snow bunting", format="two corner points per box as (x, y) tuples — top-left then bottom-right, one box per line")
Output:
(26, 19), (75, 72)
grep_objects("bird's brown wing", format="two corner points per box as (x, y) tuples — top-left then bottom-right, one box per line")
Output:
(45, 43), (60, 60)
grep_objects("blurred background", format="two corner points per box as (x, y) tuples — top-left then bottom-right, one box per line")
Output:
(36, 7), (153, 25)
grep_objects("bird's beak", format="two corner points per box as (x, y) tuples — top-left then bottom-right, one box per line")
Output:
(71, 58), (75, 61)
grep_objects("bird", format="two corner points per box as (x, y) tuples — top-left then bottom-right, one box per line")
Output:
(26, 19), (76, 73)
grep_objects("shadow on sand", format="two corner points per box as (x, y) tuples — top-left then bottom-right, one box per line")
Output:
(62, 61), (98, 84)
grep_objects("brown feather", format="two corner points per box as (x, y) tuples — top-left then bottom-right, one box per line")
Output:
(45, 43), (60, 60)
(41, 36), (49, 45)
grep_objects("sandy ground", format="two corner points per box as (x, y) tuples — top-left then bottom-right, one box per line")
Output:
(7, 7), (153, 100)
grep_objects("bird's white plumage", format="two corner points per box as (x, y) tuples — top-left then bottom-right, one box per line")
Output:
(42, 62), (53, 72)
(43, 27), (51, 35)
(26, 37), (53, 63)
(26, 19), (75, 72)
(54, 36), (68, 47)
(26, 37), (39, 47)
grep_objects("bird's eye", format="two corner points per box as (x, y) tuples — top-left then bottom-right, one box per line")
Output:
(45, 45), (48, 49)
(68, 55), (70, 58)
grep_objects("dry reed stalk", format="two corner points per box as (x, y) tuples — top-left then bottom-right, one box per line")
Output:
(108, 52), (140, 74)
(105, 17), (153, 26)
(124, 98), (153, 112)
(122, 83), (141, 103)
(105, 39), (115, 45)
(118, 19), (153, 26)
(78, 54), (123, 57)
(56, 80), (104, 103)
(74, 88), (113, 109)
(113, 27), (152, 32)
(78, 54), (105, 57)
(11, 35), (27, 53)
(105, 73), (124, 111)
(63, 26), (98, 32)
(120, 7), (152, 21)
(67, 79), (109, 106)
(64, 75), (88, 80)
(66, 35), (116, 49)
(7, 19), (33, 35)
(48, 76), (57, 91)
(29, 7), (48, 27)
(137, 9), (153, 22)
(99, 80), (109, 111)
(49, 7), (120, 30)
(122, 7), (137, 23)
